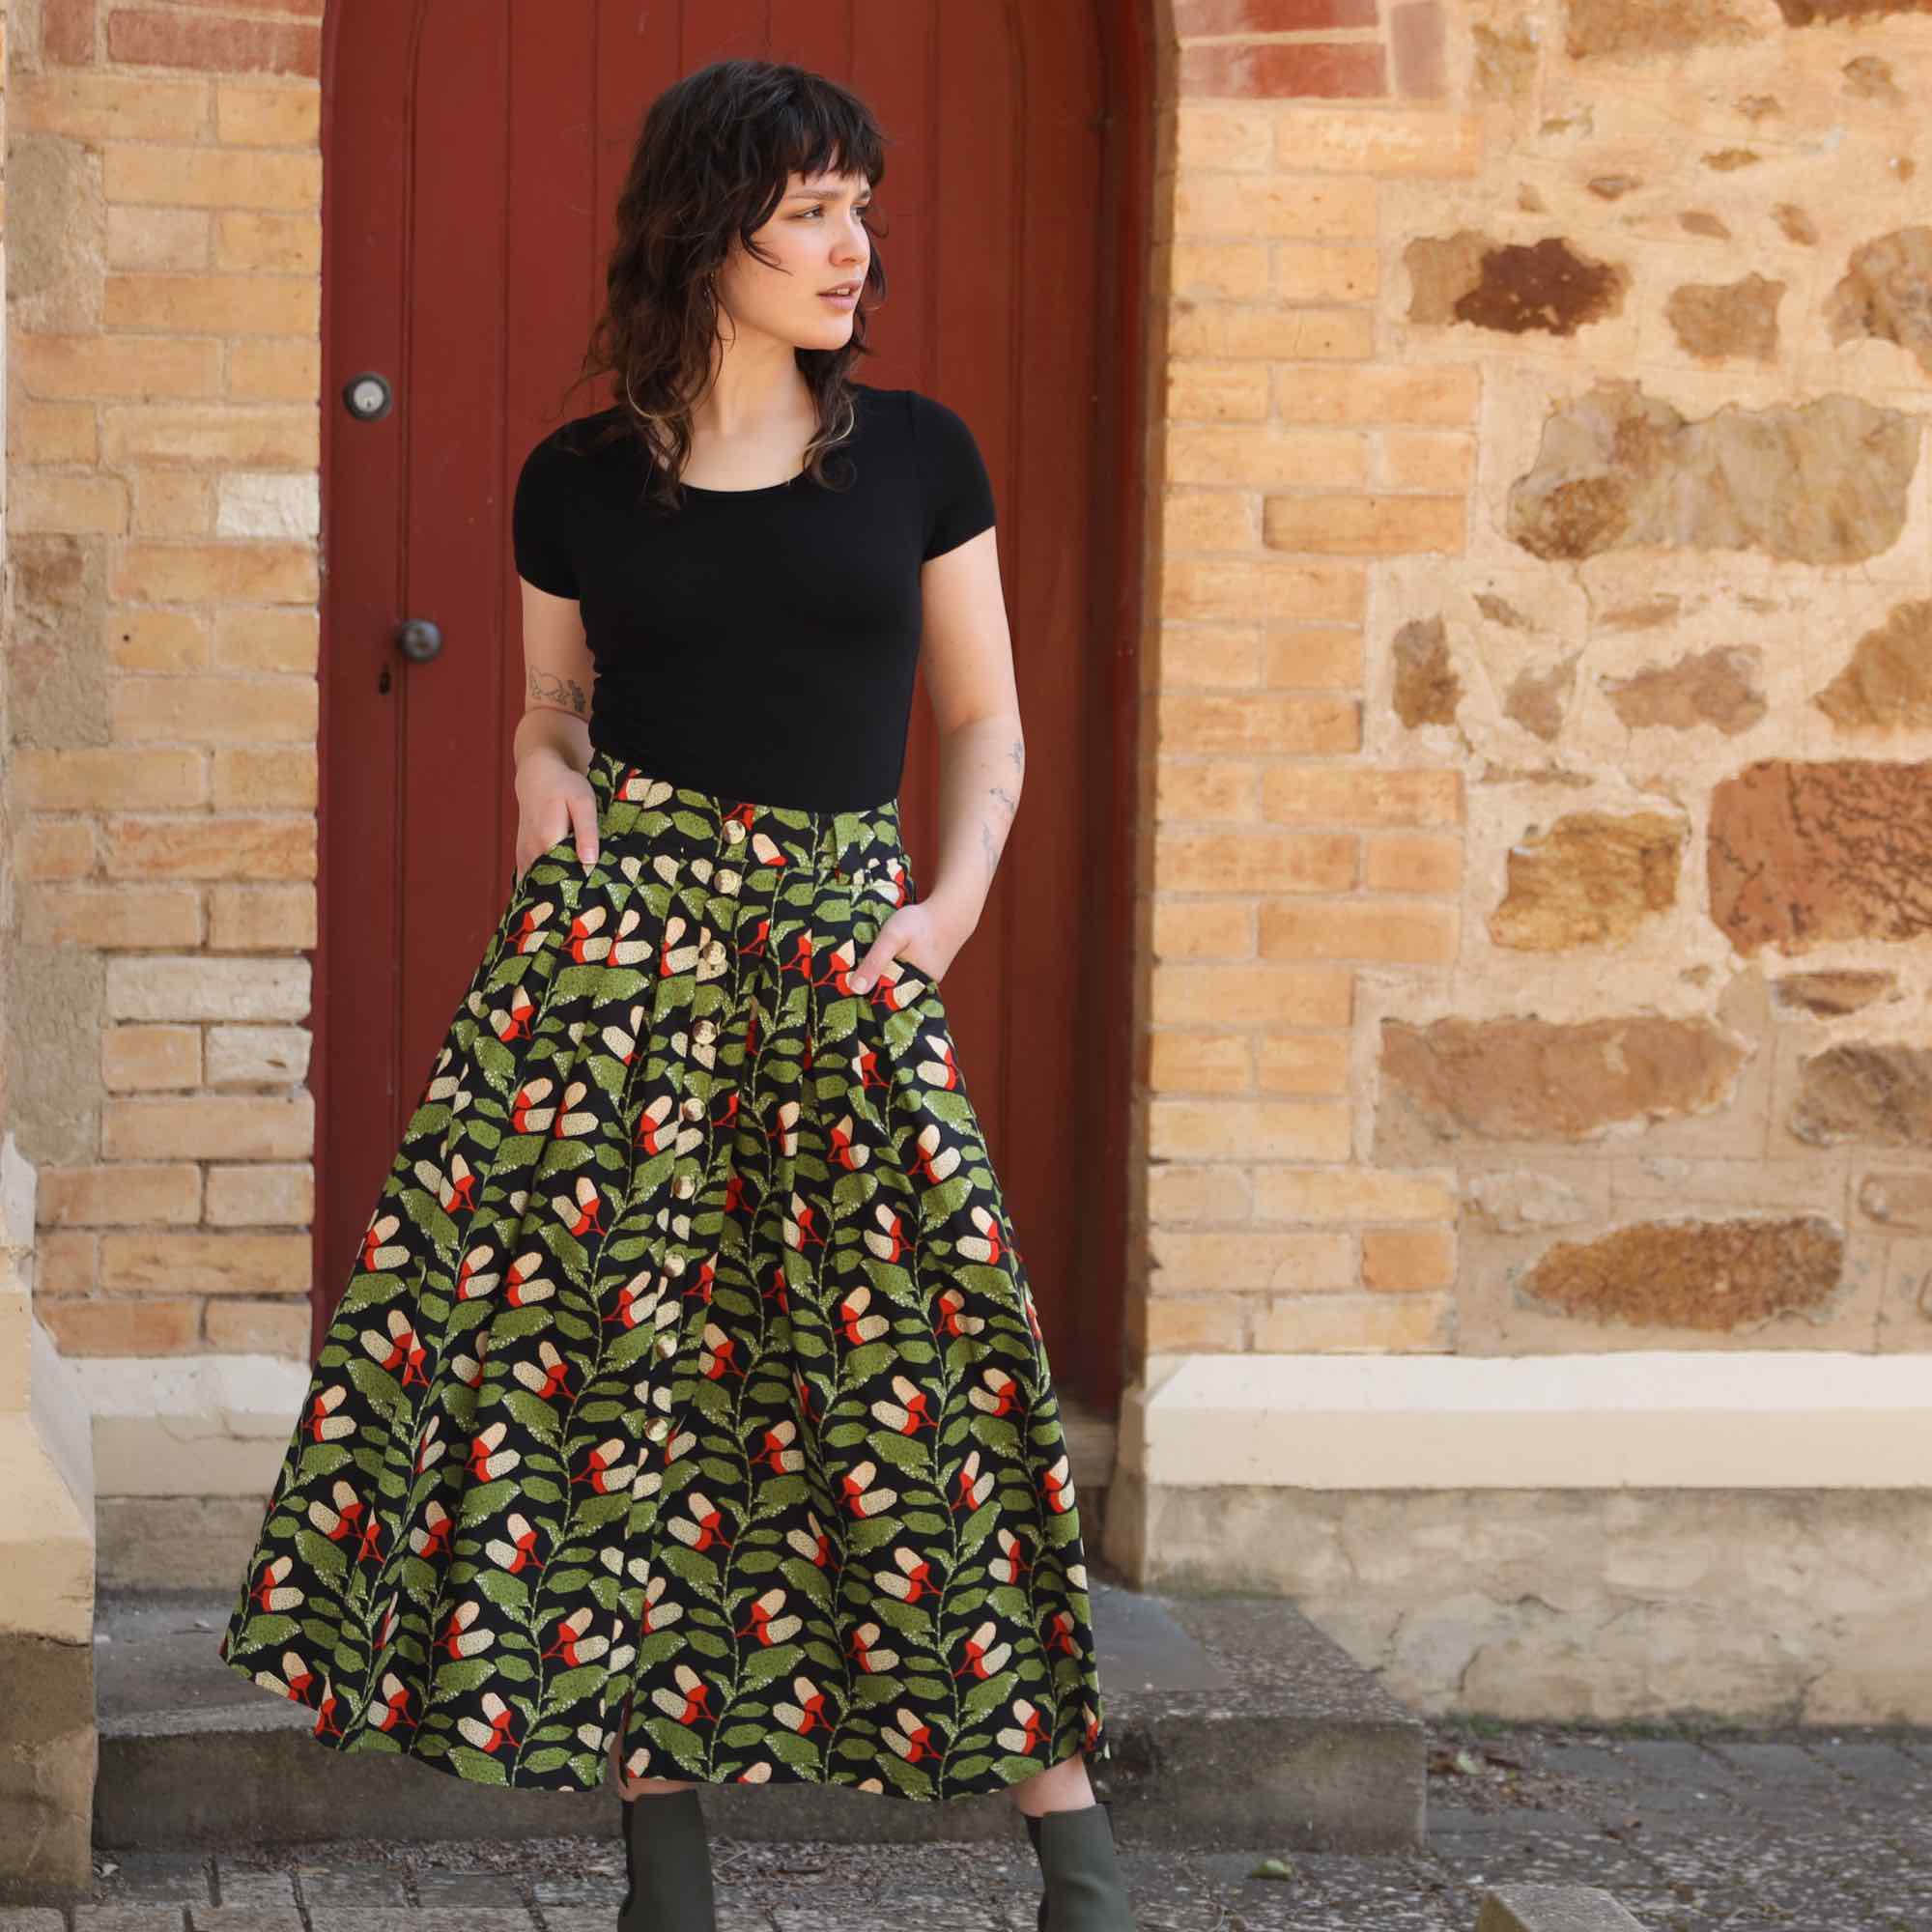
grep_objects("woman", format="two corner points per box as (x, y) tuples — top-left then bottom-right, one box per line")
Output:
(215, 55), (1133, 1932)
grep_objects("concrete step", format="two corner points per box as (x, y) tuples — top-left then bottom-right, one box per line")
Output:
(94, 1577), (1425, 1855)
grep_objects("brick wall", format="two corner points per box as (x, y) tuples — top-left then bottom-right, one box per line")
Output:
(7, 2), (321, 1360)
(1140, 1), (1477, 1361)
(1138, 0), (1932, 1369)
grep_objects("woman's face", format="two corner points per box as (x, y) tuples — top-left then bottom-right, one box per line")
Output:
(716, 167), (873, 350)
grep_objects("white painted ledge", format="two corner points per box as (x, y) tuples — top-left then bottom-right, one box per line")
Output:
(1119, 1351), (1932, 1489)
(73, 1353), (309, 1497)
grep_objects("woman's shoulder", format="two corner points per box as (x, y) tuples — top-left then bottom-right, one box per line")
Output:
(526, 404), (631, 459)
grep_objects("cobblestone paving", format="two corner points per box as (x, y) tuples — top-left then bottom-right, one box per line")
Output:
(9, 1720), (1929, 1931)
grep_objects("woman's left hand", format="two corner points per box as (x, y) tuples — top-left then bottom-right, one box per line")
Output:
(849, 899), (973, 992)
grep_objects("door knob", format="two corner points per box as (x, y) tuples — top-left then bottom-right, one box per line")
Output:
(395, 617), (442, 663)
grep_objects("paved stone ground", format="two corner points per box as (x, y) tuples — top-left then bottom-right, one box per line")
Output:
(12, 1718), (1931, 1931)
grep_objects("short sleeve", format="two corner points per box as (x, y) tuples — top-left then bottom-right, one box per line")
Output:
(910, 392), (996, 561)
(512, 429), (581, 598)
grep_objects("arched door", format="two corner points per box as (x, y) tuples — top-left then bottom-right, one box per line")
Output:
(316, 1), (1149, 1409)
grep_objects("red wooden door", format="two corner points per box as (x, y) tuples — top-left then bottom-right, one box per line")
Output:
(316, 3), (1149, 1409)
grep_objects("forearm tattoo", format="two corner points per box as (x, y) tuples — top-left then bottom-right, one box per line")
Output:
(977, 739), (1026, 885)
(526, 667), (589, 717)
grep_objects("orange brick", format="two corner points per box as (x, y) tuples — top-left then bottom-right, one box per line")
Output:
(229, 338), (322, 402)
(1158, 621), (1265, 687)
(16, 332), (222, 401)
(1272, 363), (1479, 425)
(213, 745), (320, 810)
(1174, 172), (1378, 240)
(1264, 494), (1466, 555)
(35, 1231), (99, 1295)
(1250, 1291), (1451, 1350)
(204, 1297), (310, 1354)
(1148, 1162), (1255, 1223)
(1151, 897), (1258, 960)
(1167, 360), (1271, 423)
(215, 212), (321, 276)
(15, 71), (207, 139)
(1151, 1228), (1357, 1293)
(208, 883), (317, 950)
(1160, 693), (1360, 755)
(111, 673), (316, 743)
(1260, 898), (1459, 963)
(1152, 962), (1353, 1028)
(1166, 240), (1271, 300)
(1149, 1030), (1253, 1094)
(1255, 1167), (1457, 1224)
(1150, 1097), (1351, 1162)
(1263, 764), (1463, 827)
(1168, 423), (1368, 491)
(37, 1164), (201, 1227)
(16, 747), (208, 810)
(102, 1026), (202, 1092)
(1168, 304), (1375, 361)
(111, 609), (212, 672)
(102, 815), (316, 882)
(1164, 488), (1262, 553)
(104, 272), (317, 336)
(1162, 555), (1365, 625)
(1257, 1033), (1351, 1095)
(23, 885), (202, 949)
(1153, 757), (1260, 821)
(39, 1297), (202, 1356)
(113, 542), (317, 604)
(1363, 832), (1462, 895)
(12, 474), (130, 534)
(15, 401), (99, 463)
(216, 81), (322, 148)
(1363, 1227), (1457, 1291)
(1273, 242), (1378, 303)
(101, 1230), (310, 1295)
(1264, 626), (1364, 689)
(1155, 828), (1357, 894)
(1378, 429), (1476, 492)
(1269, 107), (1482, 177)
(17, 818), (98, 881)
(213, 608), (319, 674)
(108, 205), (212, 272)
(104, 404), (317, 467)
(1133, 1293), (1248, 1354)
(205, 1163), (314, 1226)
(132, 468), (214, 537)
(1174, 101), (1277, 172)
(102, 1094), (313, 1160)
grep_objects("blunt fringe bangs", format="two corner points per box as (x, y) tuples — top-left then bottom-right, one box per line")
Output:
(560, 58), (894, 511)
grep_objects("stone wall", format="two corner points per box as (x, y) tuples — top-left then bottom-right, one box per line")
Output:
(1140, 0), (1932, 1368)
(6, 3), (321, 1366)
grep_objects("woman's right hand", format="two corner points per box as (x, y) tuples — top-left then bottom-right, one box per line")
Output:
(513, 750), (601, 886)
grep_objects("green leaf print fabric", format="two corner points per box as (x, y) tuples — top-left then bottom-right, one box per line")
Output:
(216, 749), (1111, 1801)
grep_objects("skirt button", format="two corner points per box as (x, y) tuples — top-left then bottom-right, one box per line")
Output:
(681, 1094), (703, 1120)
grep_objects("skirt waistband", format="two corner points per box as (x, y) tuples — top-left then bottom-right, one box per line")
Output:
(585, 748), (907, 882)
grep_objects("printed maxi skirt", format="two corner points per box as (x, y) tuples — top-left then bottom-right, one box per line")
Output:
(216, 748), (1111, 1802)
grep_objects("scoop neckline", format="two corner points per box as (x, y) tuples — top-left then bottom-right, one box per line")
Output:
(607, 384), (880, 496)
(675, 469), (806, 497)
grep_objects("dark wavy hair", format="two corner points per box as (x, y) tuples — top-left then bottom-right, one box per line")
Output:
(566, 58), (892, 511)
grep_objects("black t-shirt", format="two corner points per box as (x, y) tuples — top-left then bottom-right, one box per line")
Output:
(511, 383), (997, 812)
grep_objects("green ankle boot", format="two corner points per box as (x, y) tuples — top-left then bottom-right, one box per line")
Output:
(1023, 1799), (1137, 1930)
(617, 1786), (718, 1932)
